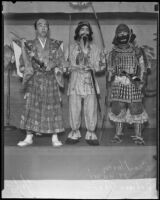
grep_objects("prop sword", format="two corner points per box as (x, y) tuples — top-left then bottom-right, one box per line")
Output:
(68, 14), (72, 63)
(10, 32), (46, 71)
(89, 69), (101, 115)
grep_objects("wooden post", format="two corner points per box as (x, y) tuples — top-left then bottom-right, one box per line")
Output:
(4, 60), (17, 131)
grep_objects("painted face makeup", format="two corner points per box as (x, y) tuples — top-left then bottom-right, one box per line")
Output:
(117, 31), (130, 44)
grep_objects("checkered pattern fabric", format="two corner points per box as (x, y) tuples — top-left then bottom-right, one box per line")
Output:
(111, 82), (143, 102)
(108, 45), (144, 102)
(114, 52), (138, 75)
(20, 70), (64, 134)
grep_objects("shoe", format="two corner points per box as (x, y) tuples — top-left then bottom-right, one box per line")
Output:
(52, 140), (63, 147)
(65, 138), (72, 144)
(111, 135), (123, 143)
(65, 130), (81, 144)
(86, 139), (99, 146)
(90, 139), (99, 146)
(17, 134), (33, 147)
(85, 139), (92, 145)
(85, 131), (99, 146)
(52, 135), (63, 147)
(65, 138), (80, 144)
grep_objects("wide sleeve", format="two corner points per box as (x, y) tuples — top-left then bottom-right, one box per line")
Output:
(65, 44), (82, 69)
(54, 41), (65, 87)
(136, 46), (149, 84)
(54, 42), (64, 71)
(107, 50), (116, 82)
(21, 40), (34, 86)
(91, 45), (106, 72)
(70, 44), (79, 67)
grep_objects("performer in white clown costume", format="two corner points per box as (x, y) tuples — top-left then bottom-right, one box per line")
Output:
(107, 24), (149, 145)
(65, 21), (105, 145)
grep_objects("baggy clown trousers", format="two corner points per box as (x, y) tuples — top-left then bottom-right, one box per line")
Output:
(69, 94), (97, 132)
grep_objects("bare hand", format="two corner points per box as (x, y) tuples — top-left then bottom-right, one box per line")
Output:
(84, 66), (92, 71)
(63, 61), (70, 73)
(21, 38), (26, 48)
(45, 66), (51, 71)
(103, 47), (108, 55)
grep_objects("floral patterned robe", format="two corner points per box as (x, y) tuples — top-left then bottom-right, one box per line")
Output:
(20, 37), (65, 134)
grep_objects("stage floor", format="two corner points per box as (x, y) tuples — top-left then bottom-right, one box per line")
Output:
(4, 128), (157, 180)
(3, 128), (157, 198)
(4, 127), (157, 146)
(4, 145), (156, 180)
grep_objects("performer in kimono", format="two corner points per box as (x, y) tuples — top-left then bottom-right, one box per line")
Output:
(17, 18), (65, 147)
(107, 24), (149, 145)
(65, 21), (105, 145)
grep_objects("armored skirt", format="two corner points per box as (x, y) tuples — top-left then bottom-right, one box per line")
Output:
(20, 71), (64, 134)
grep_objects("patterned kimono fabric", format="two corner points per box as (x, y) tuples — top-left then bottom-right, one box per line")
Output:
(20, 38), (64, 134)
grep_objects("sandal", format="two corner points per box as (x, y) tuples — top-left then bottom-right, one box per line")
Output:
(131, 135), (145, 145)
(111, 135), (123, 143)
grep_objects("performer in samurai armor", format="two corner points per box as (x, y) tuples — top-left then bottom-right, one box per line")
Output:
(17, 18), (65, 147)
(65, 21), (105, 145)
(107, 24), (149, 145)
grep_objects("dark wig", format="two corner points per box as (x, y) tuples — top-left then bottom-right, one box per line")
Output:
(74, 21), (93, 42)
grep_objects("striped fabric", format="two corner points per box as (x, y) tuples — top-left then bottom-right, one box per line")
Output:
(111, 82), (143, 102)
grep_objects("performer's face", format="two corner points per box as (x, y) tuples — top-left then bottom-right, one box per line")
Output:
(79, 26), (89, 38)
(117, 31), (129, 44)
(36, 19), (49, 38)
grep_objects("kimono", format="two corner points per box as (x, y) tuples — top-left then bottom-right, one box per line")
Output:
(20, 37), (65, 134)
